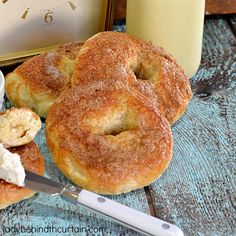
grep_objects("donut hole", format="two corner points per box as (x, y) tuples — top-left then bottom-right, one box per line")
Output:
(104, 116), (135, 136)
(84, 106), (138, 136)
(130, 61), (156, 82)
(106, 127), (127, 136)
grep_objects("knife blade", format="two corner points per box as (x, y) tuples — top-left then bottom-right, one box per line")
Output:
(25, 170), (65, 195)
(24, 170), (184, 236)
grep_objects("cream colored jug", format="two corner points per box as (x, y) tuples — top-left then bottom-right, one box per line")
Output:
(126, 0), (205, 78)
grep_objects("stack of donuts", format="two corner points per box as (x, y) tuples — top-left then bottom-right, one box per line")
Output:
(5, 32), (192, 195)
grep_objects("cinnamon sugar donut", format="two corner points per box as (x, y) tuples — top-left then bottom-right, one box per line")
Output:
(0, 141), (44, 209)
(46, 81), (173, 195)
(5, 41), (83, 118)
(72, 32), (192, 124)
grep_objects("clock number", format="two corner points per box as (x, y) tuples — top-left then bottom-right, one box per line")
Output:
(68, 1), (77, 10)
(22, 8), (29, 19)
(44, 11), (53, 24)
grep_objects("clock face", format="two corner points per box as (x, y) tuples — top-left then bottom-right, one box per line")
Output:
(3, 0), (78, 23)
(17, 0), (76, 10)
(0, 0), (107, 57)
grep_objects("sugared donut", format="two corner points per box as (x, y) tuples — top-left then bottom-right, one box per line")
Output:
(5, 42), (83, 118)
(72, 32), (192, 124)
(0, 141), (44, 209)
(46, 81), (173, 195)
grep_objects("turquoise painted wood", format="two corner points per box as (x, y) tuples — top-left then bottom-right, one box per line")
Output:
(149, 17), (236, 236)
(0, 16), (235, 236)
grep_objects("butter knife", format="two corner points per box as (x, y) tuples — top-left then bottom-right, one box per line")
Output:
(24, 170), (184, 236)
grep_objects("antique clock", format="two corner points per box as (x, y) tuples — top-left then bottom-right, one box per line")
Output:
(0, 0), (113, 65)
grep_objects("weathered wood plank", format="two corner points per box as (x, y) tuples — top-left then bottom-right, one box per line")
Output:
(227, 14), (236, 38)
(114, 0), (126, 22)
(149, 17), (236, 235)
(205, 0), (236, 15)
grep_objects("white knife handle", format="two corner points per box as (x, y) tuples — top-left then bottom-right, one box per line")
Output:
(77, 190), (184, 236)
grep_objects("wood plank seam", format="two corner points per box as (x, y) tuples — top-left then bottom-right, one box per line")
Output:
(226, 15), (236, 38)
(144, 187), (157, 217)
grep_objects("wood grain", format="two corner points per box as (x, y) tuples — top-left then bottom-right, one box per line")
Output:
(206, 0), (236, 15)
(149, 17), (236, 235)
(114, 0), (126, 21)
(227, 14), (236, 37)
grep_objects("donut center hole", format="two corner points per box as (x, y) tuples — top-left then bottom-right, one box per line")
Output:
(106, 127), (127, 136)
(130, 61), (155, 81)
(104, 109), (138, 136)
(104, 120), (134, 136)
(85, 106), (138, 136)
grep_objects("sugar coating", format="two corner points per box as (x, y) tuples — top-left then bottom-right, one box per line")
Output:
(5, 42), (83, 117)
(46, 81), (173, 194)
(72, 31), (192, 125)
